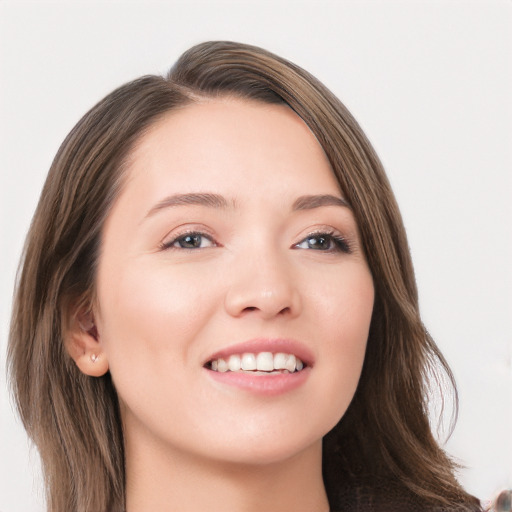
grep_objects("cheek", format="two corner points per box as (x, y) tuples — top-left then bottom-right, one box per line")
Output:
(312, 262), (374, 342)
(95, 261), (219, 376)
(309, 263), (374, 418)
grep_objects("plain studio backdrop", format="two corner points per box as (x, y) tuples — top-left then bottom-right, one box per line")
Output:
(0, 1), (510, 510)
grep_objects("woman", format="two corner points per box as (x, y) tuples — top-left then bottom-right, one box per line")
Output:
(8, 41), (482, 512)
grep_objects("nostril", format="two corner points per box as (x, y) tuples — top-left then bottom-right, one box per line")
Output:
(241, 306), (291, 315)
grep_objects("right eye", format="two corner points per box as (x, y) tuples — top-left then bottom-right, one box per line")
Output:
(161, 232), (216, 250)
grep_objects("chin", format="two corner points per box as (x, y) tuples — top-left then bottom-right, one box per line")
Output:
(206, 437), (322, 468)
(194, 416), (338, 468)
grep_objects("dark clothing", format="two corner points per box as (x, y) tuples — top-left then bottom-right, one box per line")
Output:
(328, 479), (482, 512)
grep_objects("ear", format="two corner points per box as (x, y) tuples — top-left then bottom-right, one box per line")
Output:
(65, 307), (109, 377)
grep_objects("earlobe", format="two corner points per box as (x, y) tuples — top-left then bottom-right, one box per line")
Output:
(66, 308), (109, 377)
(74, 349), (109, 378)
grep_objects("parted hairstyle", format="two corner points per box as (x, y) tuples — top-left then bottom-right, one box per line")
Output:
(8, 41), (482, 512)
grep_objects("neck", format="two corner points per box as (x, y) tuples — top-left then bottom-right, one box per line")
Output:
(124, 424), (329, 512)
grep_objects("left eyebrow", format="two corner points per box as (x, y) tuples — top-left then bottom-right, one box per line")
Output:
(291, 194), (351, 211)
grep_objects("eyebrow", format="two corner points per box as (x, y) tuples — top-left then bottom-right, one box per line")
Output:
(292, 194), (351, 211)
(145, 193), (233, 218)
(144, 192), (351, 219)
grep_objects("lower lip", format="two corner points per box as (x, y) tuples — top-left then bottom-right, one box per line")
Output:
(205, 367), (311, 396)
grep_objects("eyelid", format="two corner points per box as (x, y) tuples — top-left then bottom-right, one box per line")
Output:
(293, 228), (353, 254)
(159, 225), (219, 250)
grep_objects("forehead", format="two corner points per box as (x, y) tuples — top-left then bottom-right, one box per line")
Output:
(122, 97), (341, 197)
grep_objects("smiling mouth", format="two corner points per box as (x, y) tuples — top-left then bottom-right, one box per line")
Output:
(205, 352), (305, 374)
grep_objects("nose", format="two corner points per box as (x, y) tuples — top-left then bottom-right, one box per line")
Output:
(224, 248), (302, 320)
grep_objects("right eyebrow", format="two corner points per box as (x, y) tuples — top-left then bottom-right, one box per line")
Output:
(144, 193), (233, 219)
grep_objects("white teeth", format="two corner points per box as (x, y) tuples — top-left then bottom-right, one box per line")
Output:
(217, 358), (228, 373)
(284, 354), (297, 372)
(241, 353), (257, 371)
(256, 352), (274, 371)
(209, 352), (305, 373)
(228, 354), (241, 372)
(273, 352), (287, 370)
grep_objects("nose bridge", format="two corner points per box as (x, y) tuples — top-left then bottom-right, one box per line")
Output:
(224, 239), (301, 319)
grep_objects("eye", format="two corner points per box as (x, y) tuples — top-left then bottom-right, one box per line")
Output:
(161, 232), (216, 250)
(294, 232), (351, 253)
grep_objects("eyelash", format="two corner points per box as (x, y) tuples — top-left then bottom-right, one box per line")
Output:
(160, 230), (216, 251)
(293, 230), (351, 254)
(160, 230), (351, 254)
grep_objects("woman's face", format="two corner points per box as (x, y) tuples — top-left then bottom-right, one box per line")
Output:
(94, 98), (374, 465)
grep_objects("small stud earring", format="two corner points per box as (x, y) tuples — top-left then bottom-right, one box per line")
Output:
(90, 354), (98, 363)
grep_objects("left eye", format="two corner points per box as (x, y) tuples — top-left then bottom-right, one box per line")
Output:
(295, 233), (350, 253)
(165, 232), (215, 249)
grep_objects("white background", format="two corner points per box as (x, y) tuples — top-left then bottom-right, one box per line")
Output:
(1, 1), (510, 511)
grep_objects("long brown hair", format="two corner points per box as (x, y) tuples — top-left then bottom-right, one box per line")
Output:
(8, 41), (481, 511)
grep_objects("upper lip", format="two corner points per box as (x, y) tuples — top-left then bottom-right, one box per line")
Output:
(203, 338), (315, 368)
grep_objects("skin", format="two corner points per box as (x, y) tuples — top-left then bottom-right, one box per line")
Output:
(69, 98), (375, 511)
